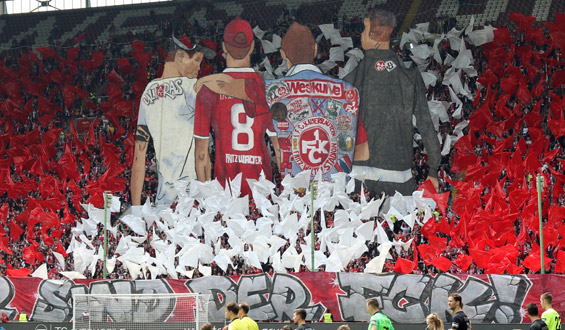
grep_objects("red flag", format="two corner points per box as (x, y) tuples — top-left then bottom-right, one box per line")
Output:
(74, 32), (87, 43)
(36, 97), (62, 114)
(522, 253), (552, 273)
(57, 148), (81, 182)
(516, 76), (531, 103)
(524, 151), (541, 174)
(106, 70), (124, 84)
(451, 152), (478, 173)
(37, 113), (56, 127)
(50, 229), (63, 242)
(419, 218), (438, 241)
(80, 51), (104, 73)
(549, 206), (565, 227)
(393, 258), (415, 274)
(493, 28), (512, 45)
(468, 248), (491, 269)
(156, 46), (167, 61)
(431, 256), (452, 272)
(122, 131), (135, 164)
(20, 78), (46, 97)
(112, 100), (134, 117)
(552, 70), (565, 88)
(106, 82), (124, 103)
(132, 81), (146, 100)
(525, 27), (548, 47)
(62, 204), (76, 225)
(507, 264), (524, 275)
(454, 254), (472, 272)
(548, 111), (565, 138)
(550, 31), (565, 51)
(131, 51), (153, 68)
(532, 75), (545, 99)
(417, 244), (437, 265)
(555, 250), (565, 273)
(79, 153), (91, 177)
(429, 235), (448, 253)
(543, 148), (561, 163)
(545, 13), (565, 32)
(63, 84), (78, 108)
(36, 46), (57, 59)
(18, 54), (32, 76)
(0, 204), (7, 223)
(417, 180), (449, 216)
(66, 47), (80, 61)
(2, 81), (22, 101)
(0, 236), (13, 255)
(508, 13), (536, 33)
(28, 48), (41, 63)
(116, 58), (135, 74)
(542, 227), (559, 247)
(472, 87), (482, 107)
(41, 230), (55, 247)
(6, 267), (32, 277)
(56, 239), (68, 258)
(87, 118), (98, 147)
(7, 220), (24, 241)
(500, 75), (519, 95)
(131, 40), (146, 51)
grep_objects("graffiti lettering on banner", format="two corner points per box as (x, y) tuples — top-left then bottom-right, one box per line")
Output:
(0, 273), (557, 324)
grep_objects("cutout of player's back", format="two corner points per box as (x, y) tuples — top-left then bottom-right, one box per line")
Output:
(265, 23), (368, 181)
(131, 36), (203, 206)
(344, 9), (441, 196)
(194, 18), (279, 197)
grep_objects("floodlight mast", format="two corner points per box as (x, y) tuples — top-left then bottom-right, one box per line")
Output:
(0, 0), (12, 15)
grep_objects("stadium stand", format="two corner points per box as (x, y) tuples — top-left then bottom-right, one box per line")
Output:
(0, 0), (563, 279)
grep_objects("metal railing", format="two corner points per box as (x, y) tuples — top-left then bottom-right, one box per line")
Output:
(0, 0), (171, 15)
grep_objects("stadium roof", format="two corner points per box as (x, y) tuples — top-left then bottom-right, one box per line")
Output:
(1, 0), (172, 15)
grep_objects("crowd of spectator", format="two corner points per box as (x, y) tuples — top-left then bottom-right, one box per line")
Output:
(0, 3), (564, 280)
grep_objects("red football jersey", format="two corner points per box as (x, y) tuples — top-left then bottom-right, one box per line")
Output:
(194, 69), (275, 196)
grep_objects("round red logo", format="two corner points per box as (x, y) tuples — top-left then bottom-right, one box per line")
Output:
(277, 86), (287, 97)
(292, 116), (338, 175)
(375, 60), (385, 71)
(157, 85), (165, 97)
(345, 87), (358, 102)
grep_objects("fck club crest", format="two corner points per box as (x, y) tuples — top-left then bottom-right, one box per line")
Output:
(375, 60), (386, 71)
(292, 116), (338, 175)
(375, 60), (397, 72)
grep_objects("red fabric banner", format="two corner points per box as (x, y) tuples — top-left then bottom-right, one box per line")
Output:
(0, 273), (563, 324)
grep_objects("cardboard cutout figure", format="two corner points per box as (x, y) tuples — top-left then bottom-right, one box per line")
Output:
(193, 18), (280, 197)
(265, 23), (367, 180)
(131, 36), (204, 206)
(345, 10), (441, 196)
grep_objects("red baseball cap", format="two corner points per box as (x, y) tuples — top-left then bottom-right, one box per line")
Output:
(224, 17), (253, 48)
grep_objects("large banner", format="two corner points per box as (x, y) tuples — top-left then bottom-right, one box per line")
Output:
(1, 273), (563, 324)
